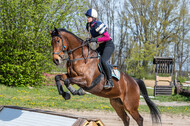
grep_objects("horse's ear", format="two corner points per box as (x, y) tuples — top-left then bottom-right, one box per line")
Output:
(54, 27), (59, 34)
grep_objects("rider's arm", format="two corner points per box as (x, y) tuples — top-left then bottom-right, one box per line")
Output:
(97, 31), (111, 43)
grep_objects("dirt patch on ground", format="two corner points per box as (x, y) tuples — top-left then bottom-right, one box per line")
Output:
(144, 80), (155, 87)
(140, 99), (190, 106)
(49, 98), (190, 126)
(59, 109), (190, 126)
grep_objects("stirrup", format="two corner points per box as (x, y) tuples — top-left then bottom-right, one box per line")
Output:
(104, 80), (114, 89)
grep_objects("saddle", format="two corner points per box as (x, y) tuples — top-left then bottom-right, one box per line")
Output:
(98, 57), (120, 81)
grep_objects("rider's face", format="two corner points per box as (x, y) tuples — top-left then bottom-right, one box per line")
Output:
(87, 16), (93, 23)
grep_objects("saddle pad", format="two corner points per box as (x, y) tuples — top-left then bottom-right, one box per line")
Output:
(112, 69), (120, 80)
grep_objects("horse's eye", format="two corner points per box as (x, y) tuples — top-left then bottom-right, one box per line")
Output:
(56, 40), (60, 43)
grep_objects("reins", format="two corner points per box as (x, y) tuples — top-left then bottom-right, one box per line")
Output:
(53, 34), (98, 63)
(68, 40), (98, 63)
(67, 40), (88, 55)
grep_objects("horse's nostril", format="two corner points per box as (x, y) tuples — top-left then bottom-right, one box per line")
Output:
(54, 59), (59, 65)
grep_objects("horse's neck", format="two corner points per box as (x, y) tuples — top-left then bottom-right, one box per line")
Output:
(64, 34), (81, 50)
(63, 33), (84, 58)
(64, 32), (96, 58)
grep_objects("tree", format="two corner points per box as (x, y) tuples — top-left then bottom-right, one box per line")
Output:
(0, 0), (88, 86)
(115, 0), (189, 78)
(174, 0), (190, 76)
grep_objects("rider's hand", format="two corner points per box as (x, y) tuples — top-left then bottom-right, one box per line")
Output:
(90, 38), (98, 43)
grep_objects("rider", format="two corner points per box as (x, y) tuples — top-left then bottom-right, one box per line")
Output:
(85, 8), (115, 89)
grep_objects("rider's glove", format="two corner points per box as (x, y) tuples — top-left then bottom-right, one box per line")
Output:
(90, 38), (98, 43)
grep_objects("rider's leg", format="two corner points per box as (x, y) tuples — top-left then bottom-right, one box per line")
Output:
(101, 45), (115, 89)
(101, 58), (114, 89)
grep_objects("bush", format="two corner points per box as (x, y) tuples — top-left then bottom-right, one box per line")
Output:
(0, 50), (51, 87)
(178, 76), (186, 83)
(0, 0), (87, 87)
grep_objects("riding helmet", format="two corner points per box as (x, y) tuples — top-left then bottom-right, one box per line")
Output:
(85, 8), (98, 18)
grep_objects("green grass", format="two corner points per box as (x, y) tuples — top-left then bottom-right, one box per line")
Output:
(146, 88), (154, 96)
(0, 84), (112, 111)
(146, 88), (190, 102)
(154, 94), (190, 102)
(1, 84), (190, 115)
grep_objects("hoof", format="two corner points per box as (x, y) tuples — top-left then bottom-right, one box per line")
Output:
(77, 88), (86, 95)
(62, 92), (71, 100)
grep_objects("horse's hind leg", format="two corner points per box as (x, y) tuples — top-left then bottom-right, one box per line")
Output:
(110, 98), (130, 126)
(123, 101), (143, 126)
(129, 109), (143, 126)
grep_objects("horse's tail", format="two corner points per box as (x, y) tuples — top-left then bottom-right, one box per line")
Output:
(133, 78), (162, 124)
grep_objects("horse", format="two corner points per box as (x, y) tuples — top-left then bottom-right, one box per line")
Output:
(49, 27), (161, 126)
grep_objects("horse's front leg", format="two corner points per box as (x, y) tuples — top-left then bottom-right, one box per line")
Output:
(55, 74), (71, 100)
(64, 75), (86, 96)
(55, 74), (85, 99)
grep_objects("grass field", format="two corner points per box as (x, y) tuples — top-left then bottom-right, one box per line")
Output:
(0, 84), (190, 115)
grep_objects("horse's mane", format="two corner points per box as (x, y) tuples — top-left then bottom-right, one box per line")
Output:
(56, 28), (94, 51)
(58, 28), (84, 42)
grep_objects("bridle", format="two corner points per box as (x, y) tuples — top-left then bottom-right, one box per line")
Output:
(52, 34), (67, 59)
(52, 34), (98, 63)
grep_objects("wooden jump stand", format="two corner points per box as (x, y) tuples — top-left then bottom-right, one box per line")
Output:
(153, 57), (174, 96)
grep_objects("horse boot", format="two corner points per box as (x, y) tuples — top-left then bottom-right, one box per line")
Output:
(67, 85), (86, 95)
(55, 75), (71, 100)
(64, 79), (86, 96)
(103, 65), (114, 89)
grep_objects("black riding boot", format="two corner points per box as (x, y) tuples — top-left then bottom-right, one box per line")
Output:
(102, 62), (114, 89)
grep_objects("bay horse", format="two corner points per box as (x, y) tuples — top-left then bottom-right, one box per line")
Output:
(49, 27), (161, 126)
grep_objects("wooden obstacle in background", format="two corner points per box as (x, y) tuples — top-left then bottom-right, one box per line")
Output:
(156, 76), (172, 82)
(0, 106), (105, 126)
(153, 57), (174, 96)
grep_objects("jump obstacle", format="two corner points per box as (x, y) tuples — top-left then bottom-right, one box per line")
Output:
(153, 57), (174, 96)
(0, 106), (104, 126)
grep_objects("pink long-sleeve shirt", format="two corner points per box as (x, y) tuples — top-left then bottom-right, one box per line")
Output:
(89, 20), (111, 43)
(97, 31), (111, 43)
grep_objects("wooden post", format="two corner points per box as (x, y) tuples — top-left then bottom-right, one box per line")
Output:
(170, 63), (173, 86)
(155, 64), (157, 86)
(154, 63), (158, 96)
(174, 72), (177, 86)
